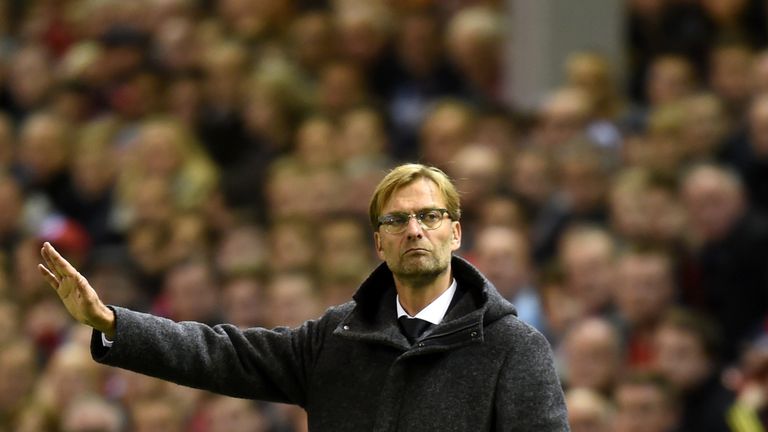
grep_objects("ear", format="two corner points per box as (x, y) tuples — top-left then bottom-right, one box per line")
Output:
(373, 231), (385, 260)
(450, 221), (462, 251)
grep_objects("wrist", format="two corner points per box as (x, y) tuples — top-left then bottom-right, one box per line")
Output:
(95, 305), (116, 339)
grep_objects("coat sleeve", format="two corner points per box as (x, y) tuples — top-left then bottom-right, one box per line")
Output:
(91, 306), (330, 406)
(494, 326), (570, 431)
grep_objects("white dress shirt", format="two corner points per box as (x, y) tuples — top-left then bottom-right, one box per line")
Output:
(396, 278), (457, 325)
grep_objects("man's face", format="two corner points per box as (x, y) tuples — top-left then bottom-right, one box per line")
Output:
(653, 326), (711, 391)
(374, 179), (461, 283)
(615, 384), (676, 432)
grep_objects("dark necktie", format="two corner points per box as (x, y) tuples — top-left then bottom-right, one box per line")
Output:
(398, 316), (434, 343)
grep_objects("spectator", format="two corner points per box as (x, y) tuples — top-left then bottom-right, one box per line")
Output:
(678, 163), (768, 360)
(559, 224), (617, 316)
(60, 395), (126, 432)
(470, 225), (545, 332)
(614, 372), (680, 432)
(560, 317), (623, 395)
(653, 308), (733, 432)
(566, 387), (614, 432)
(613, 245), (677, 368)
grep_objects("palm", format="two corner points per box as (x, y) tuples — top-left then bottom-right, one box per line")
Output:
(38, 242), (113, 334)
(56, 273), (95, 323)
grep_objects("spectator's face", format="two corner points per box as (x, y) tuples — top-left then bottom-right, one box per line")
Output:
(291, 13), (334, 72)
(295, 118), (337, 169)
(681, 169), (744, 242)
(566, 55), (612, 108)
(561, 235), (615, 313)
(339, 109), (385, 159)
(9, 47), (53, 108)
(0, 179), (22, 234)
(615, 254), (674, 327)
(748, 96), (768, 156)
(559, 158), (605, 214)
(215, 226), (266, 275)
(222, 278), (264, 329)
(18, 116), (67, 182)
(0, 343), (36, 413)
(701, 0), (747, 23)
(609, 183), (647, 240)
(642, 187), (684, 243)
(46, 346), (100, 411)
(0, 116), (13, 169)
(138, 124), (183, 178)
(337, 10), (387, 66)
(374, 179), (461, 282)
(61, 398), (124, 432)
(567, 394), (612, 432)
(317, 63), (364, 116)
(682, 96), (727, 159)
(133, 402), (183, 432)
(510, 152), (553, 206)
(752, 54), (768, 94)
(266, 275), (320, 328)
(472, 227), (529, 299)
(563, 321), (621, 393)
(653, 326), (711, 391)
(318, 219), (371, 280)
(207, 397), (267, 432)
(269, 223), (315, 272)
(709, 46), (753, 105)
(165, 264), (219, 322)
(615, 383), (676, 432)
(450, 145), (502, 210)
(397, 14), (439, 77)
(647, 58), (693, 106)
(71, 145), (115, 198)
(167, 77), (202, 125)
(536, 91), (591, 148)
(420, 105), (473, 169)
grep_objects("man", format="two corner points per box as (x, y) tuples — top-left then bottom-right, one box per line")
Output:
(614, 372), (680, 432)
(471, 225), (545, 333)
(679, 163), (768, 361)
(653, 308), (733, 432)
(38, 163), (568, 431)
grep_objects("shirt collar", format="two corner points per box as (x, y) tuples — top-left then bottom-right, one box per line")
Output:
(396, 278), (457, 325)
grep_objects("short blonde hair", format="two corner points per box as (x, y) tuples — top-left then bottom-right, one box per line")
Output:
(369, 163), (461, 229)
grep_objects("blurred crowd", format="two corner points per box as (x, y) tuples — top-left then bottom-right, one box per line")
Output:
(1, 0), (768, 431)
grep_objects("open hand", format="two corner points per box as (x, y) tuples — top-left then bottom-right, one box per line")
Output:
(38, 242), (115, 338)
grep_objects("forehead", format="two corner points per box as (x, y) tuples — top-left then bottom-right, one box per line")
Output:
(616, 384), (663, 404)
(382, 178), (445, 212)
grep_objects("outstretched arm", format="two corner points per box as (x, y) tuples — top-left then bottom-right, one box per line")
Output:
(38, 242), (116, 338)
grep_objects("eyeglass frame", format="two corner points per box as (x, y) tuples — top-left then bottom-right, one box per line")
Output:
(376, 208), (451, 234)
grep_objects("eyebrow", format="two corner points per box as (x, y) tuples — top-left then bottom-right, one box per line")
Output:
(382, 207), (442, 215)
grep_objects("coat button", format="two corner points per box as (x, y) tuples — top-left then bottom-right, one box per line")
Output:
(417, 342), (425, 347)
(343, 325), (349, 330)
(470, 331), (478, 338)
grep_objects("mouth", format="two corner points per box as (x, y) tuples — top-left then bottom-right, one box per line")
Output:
(403, 248), (430, 256)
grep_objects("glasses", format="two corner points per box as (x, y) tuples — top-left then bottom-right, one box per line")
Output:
(377, 208), (450, 234)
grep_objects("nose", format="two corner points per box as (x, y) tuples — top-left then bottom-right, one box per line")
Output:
(404, 215), (424, 239)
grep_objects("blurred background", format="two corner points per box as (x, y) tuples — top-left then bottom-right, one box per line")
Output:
(1, 0), (768, 431)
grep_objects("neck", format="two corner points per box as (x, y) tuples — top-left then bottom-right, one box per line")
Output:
(394, 267), (452, 316)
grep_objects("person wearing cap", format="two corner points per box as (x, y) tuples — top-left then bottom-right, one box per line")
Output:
(38, 163), (568, 431)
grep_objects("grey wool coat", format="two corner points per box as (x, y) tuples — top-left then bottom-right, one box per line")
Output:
(91, 256), (569, 431)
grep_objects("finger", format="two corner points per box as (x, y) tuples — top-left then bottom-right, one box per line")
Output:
(37, 264), (59, 288)
(41, 246), (59, 277)
(43, 242), (80, 279)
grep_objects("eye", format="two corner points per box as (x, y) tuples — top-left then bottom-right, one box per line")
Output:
(383, 213), (408, 226)
(421, 210), (442, 223)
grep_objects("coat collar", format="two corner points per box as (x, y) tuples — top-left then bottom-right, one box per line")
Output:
(334, 255), (517, 353)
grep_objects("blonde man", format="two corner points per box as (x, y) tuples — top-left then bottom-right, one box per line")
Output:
(39, 163), (567, 431)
